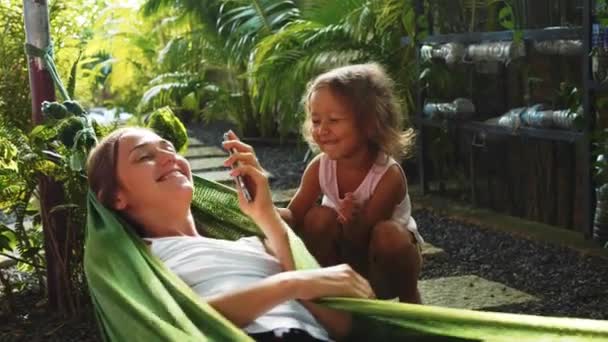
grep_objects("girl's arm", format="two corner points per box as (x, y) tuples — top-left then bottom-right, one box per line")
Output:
(284, 154), (323, 229)
(206, 265), (373, 329)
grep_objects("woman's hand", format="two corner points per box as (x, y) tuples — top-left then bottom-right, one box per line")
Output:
(286, 264), (375, 301)
(222, 132), (275, 223)
(229, 164), (276, 223)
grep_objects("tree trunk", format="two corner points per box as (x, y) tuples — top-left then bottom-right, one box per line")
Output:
(23, 0), (75, 316)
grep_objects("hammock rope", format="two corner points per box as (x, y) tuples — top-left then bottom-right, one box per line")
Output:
(24, 42), (71, 101)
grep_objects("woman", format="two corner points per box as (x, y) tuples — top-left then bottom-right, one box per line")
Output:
(86, 127), (375, 341)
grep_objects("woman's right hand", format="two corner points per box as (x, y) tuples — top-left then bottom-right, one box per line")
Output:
(229, 163), (276, 224)
(287, 264), (375, 301)
(222, 132), (276, 222)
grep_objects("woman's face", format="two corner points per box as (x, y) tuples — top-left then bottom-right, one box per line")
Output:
(114, 129), (193, 214)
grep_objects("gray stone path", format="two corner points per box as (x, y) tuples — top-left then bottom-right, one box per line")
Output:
(185, 146), (227, 158)
(189, 157), (227, 172)
(419, 275), (538, 310)
(180, 136), (540, 310)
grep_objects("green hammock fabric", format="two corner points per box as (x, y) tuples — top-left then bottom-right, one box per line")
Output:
(85, 175), (608, 341)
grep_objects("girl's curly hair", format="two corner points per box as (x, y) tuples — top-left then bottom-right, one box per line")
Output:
(301, 63), (415, 161)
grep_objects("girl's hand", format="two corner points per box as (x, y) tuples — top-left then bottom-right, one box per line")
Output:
(287, 264), (375, 301)
(337, 193), (359, 225)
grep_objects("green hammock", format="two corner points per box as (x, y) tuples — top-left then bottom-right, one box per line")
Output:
(85, 175), (608, 341)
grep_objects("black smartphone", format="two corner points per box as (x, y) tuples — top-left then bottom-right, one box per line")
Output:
(223, 133), (253, 202)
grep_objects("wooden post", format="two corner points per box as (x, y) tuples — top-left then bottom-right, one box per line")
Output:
(23, 0), (54, 123)
(23, 0), (75, 315)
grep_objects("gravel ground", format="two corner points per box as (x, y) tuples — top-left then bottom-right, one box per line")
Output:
(1, 121), (607, 340)
(416, 209), (608, 320)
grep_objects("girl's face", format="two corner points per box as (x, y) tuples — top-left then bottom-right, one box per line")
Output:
(309, 87), (367, 160)
(114, 129), (193, 215)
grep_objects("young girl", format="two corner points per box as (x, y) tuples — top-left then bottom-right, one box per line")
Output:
(280, 63), (424, 304)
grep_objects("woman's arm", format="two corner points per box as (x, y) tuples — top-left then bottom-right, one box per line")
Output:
(223, 140), (367, 338)
(253, 210), (295, 271)
(206, 272), (296, 327)
(222, 133), (295, 270)
(206, 265), (374, 329)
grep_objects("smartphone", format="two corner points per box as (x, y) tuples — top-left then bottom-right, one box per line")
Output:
(223, 132), (253, 202)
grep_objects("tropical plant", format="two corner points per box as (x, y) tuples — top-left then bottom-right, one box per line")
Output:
(0, 0), (33, 131)
(136, 0), (300, 136)
(0, 0), (103, 316)
(250, 0), (424, 136)
(84, 5), (160, 112)
(0, 122), (48, 291)
(0, 96), (102, 313)
(128, 0), (424, 138)
(146, 106), (189, 154)
(0, 0), (101, 131)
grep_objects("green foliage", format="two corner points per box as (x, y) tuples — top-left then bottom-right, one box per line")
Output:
(0, 0), (31, 131)
(79, 0), (434, 139)
(248, 0), (421, 135)
(146, 106), (189, 154)
(42, 101), (70, 120)
(0, 0), (100, 132)
(138, 72), (202, 114)
(84, 5), (160, 113)
(0, 120), (52, 290)
(1, 97), (103, 307)
(57, 117), (87, 147)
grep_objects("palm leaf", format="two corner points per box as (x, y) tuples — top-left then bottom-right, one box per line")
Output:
(217, 0), (299, 61)
(66, 51), (82, 100)
(139, 81), (199, 112)
(298, 0), (365, 25)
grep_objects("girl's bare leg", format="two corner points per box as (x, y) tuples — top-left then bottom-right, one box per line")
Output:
(299, 206), (341, 266)
(368, 220), (422, 304)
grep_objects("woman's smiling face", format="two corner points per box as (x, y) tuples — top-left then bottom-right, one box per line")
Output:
(114, 129), (193, 213)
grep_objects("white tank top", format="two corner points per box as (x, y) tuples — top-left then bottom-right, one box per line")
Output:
(146, 235), (329, 340)
(319, 153), (424, 243)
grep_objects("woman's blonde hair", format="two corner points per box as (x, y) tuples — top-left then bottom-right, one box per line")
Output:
(301, 63), (415, 161)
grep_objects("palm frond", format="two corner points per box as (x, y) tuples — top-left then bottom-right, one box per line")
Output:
(298, 0), (365, 25)
(139, 80), (200, 112)
(375, 0), (411, 33)
(142, 0), (222, 30)
(217, 0), (299, 61)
